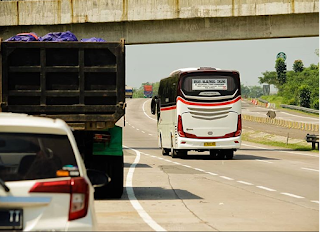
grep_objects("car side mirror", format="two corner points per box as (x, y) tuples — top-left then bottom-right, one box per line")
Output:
(87, 169), (110, 188)
(151, 96), (158, 115)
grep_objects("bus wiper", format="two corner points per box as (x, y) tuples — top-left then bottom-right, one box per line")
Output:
(0, 178), (10, 192)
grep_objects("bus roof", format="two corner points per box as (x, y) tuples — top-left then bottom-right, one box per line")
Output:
(169, 67), (222, 76)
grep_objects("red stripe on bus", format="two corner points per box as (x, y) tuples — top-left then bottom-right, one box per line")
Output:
(177, 96), (241, 107)
(160, 106), (177, 111)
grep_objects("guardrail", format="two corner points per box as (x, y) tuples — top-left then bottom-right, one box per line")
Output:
(242, 114), (319, 132)
(258, 98), (268, 103)
(280, 104), (319, 114)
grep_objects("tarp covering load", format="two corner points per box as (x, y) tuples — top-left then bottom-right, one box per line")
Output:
(5, 33), (39, 41)
(40, 31), (78, 42)
(81, 37), (106, 42)
(5, 31), (106, 43)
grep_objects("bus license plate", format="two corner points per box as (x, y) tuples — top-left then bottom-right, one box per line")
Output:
(204, 142), (216, 146)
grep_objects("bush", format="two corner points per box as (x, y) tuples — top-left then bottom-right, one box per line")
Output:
(313, 99), (319, 110)
(298, 85), (311, 108)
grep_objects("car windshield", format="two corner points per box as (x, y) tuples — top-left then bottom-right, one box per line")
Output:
(0, 133), (78, 181)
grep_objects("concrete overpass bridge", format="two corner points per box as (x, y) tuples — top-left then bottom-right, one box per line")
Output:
(0, 0), (318, 44)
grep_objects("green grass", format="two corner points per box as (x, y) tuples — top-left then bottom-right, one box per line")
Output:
(242, 132), (318, 152)
(259, 95), (319, 117)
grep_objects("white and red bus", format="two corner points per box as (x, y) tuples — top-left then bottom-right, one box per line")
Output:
(151, 67), (241, 159)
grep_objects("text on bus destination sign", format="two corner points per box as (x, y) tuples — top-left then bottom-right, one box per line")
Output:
(192, 79), (227, 90)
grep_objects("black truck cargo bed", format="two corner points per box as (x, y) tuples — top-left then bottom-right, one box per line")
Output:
(0, 39), (125, 128)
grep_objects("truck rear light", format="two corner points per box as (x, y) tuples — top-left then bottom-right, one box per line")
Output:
(29, 177), (89, 221)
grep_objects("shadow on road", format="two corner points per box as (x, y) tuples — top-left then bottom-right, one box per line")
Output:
(101, 187), (203, 201)
(124, 163), (152, 168)
(123, 147), (160, 150)
(177, 154), (278, 161)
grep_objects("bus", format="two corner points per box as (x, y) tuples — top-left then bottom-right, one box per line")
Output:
(151, 67), (241, 159)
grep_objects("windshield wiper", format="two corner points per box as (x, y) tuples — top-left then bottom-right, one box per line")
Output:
(0, 178), (10, 192)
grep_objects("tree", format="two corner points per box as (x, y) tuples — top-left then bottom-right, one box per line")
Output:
(258, 71), (278, 86)
(293, 60), (304, 72)
(275, 58), (287, 85)
(298, 85), (311, 108)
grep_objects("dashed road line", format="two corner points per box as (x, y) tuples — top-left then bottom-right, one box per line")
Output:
(281, 193), (304, 199)
(138, 152), (315, 203)
(206, 172), (218, 176)
(301, 167), (319, 172)
(141, 131), (145, 133)
(220, 176), (234, 180)
(255, 159), (273, 164)
(194, 168), (205, 172)
(256, 186), (276, 192)
(237, 181), (254, 185)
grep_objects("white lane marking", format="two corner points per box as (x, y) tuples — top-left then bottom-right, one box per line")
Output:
(220, 176), (234, 180)
(124, 146), (167, 231)
(142, 131), (145, 133)
(237, 181), (254, 185)
(148, 134), (153, 136)
(143, 100), (157, 121)
(158, 157), (164, 160)
(301, 167), (319, 172)
(206, 172), (218, 176)
(132, 126), (135, 128)
(151, 155), (156, 158)
(281, 193), (304, 199)
(172, 162), (181, 165)
(241, 143), (319, 158)
(194, 168), (205, 172)
(255, 159), (273, 164)
(311, 201), (319, 204)
(136, 129), (140, 131)
(256, 186), (276, 192)
(182, 165), (192, 168)
(280, 111), (319, 121)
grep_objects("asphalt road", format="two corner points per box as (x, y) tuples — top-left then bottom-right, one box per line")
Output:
(95, 98), (319, 231)
(242, 100), (319, 125)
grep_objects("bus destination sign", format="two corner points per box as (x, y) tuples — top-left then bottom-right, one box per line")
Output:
(192, 79), (227, 90)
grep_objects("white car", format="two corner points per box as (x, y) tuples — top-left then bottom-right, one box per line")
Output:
(0, 113), (108, 231)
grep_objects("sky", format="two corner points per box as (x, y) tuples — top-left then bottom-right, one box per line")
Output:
(125, 37), (319, 91)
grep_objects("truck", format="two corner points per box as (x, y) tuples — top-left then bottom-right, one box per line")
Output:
(0, 38), (126, 199)
(125, 86), (133, 98)
(144, 85), (153, 98)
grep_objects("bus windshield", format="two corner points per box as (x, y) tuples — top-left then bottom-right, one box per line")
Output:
(181, 74), (239, 98)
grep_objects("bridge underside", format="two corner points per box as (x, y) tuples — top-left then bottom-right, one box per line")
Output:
(0, 13), (318, 44)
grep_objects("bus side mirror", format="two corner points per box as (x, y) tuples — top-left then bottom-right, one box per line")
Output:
(151, 96), (158, 115)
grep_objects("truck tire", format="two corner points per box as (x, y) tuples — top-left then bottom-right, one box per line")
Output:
(94, 155), (124, 199)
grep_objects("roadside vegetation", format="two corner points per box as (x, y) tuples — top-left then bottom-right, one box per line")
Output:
(242, 130), (318, 152)
(257, 50), (319, 110)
